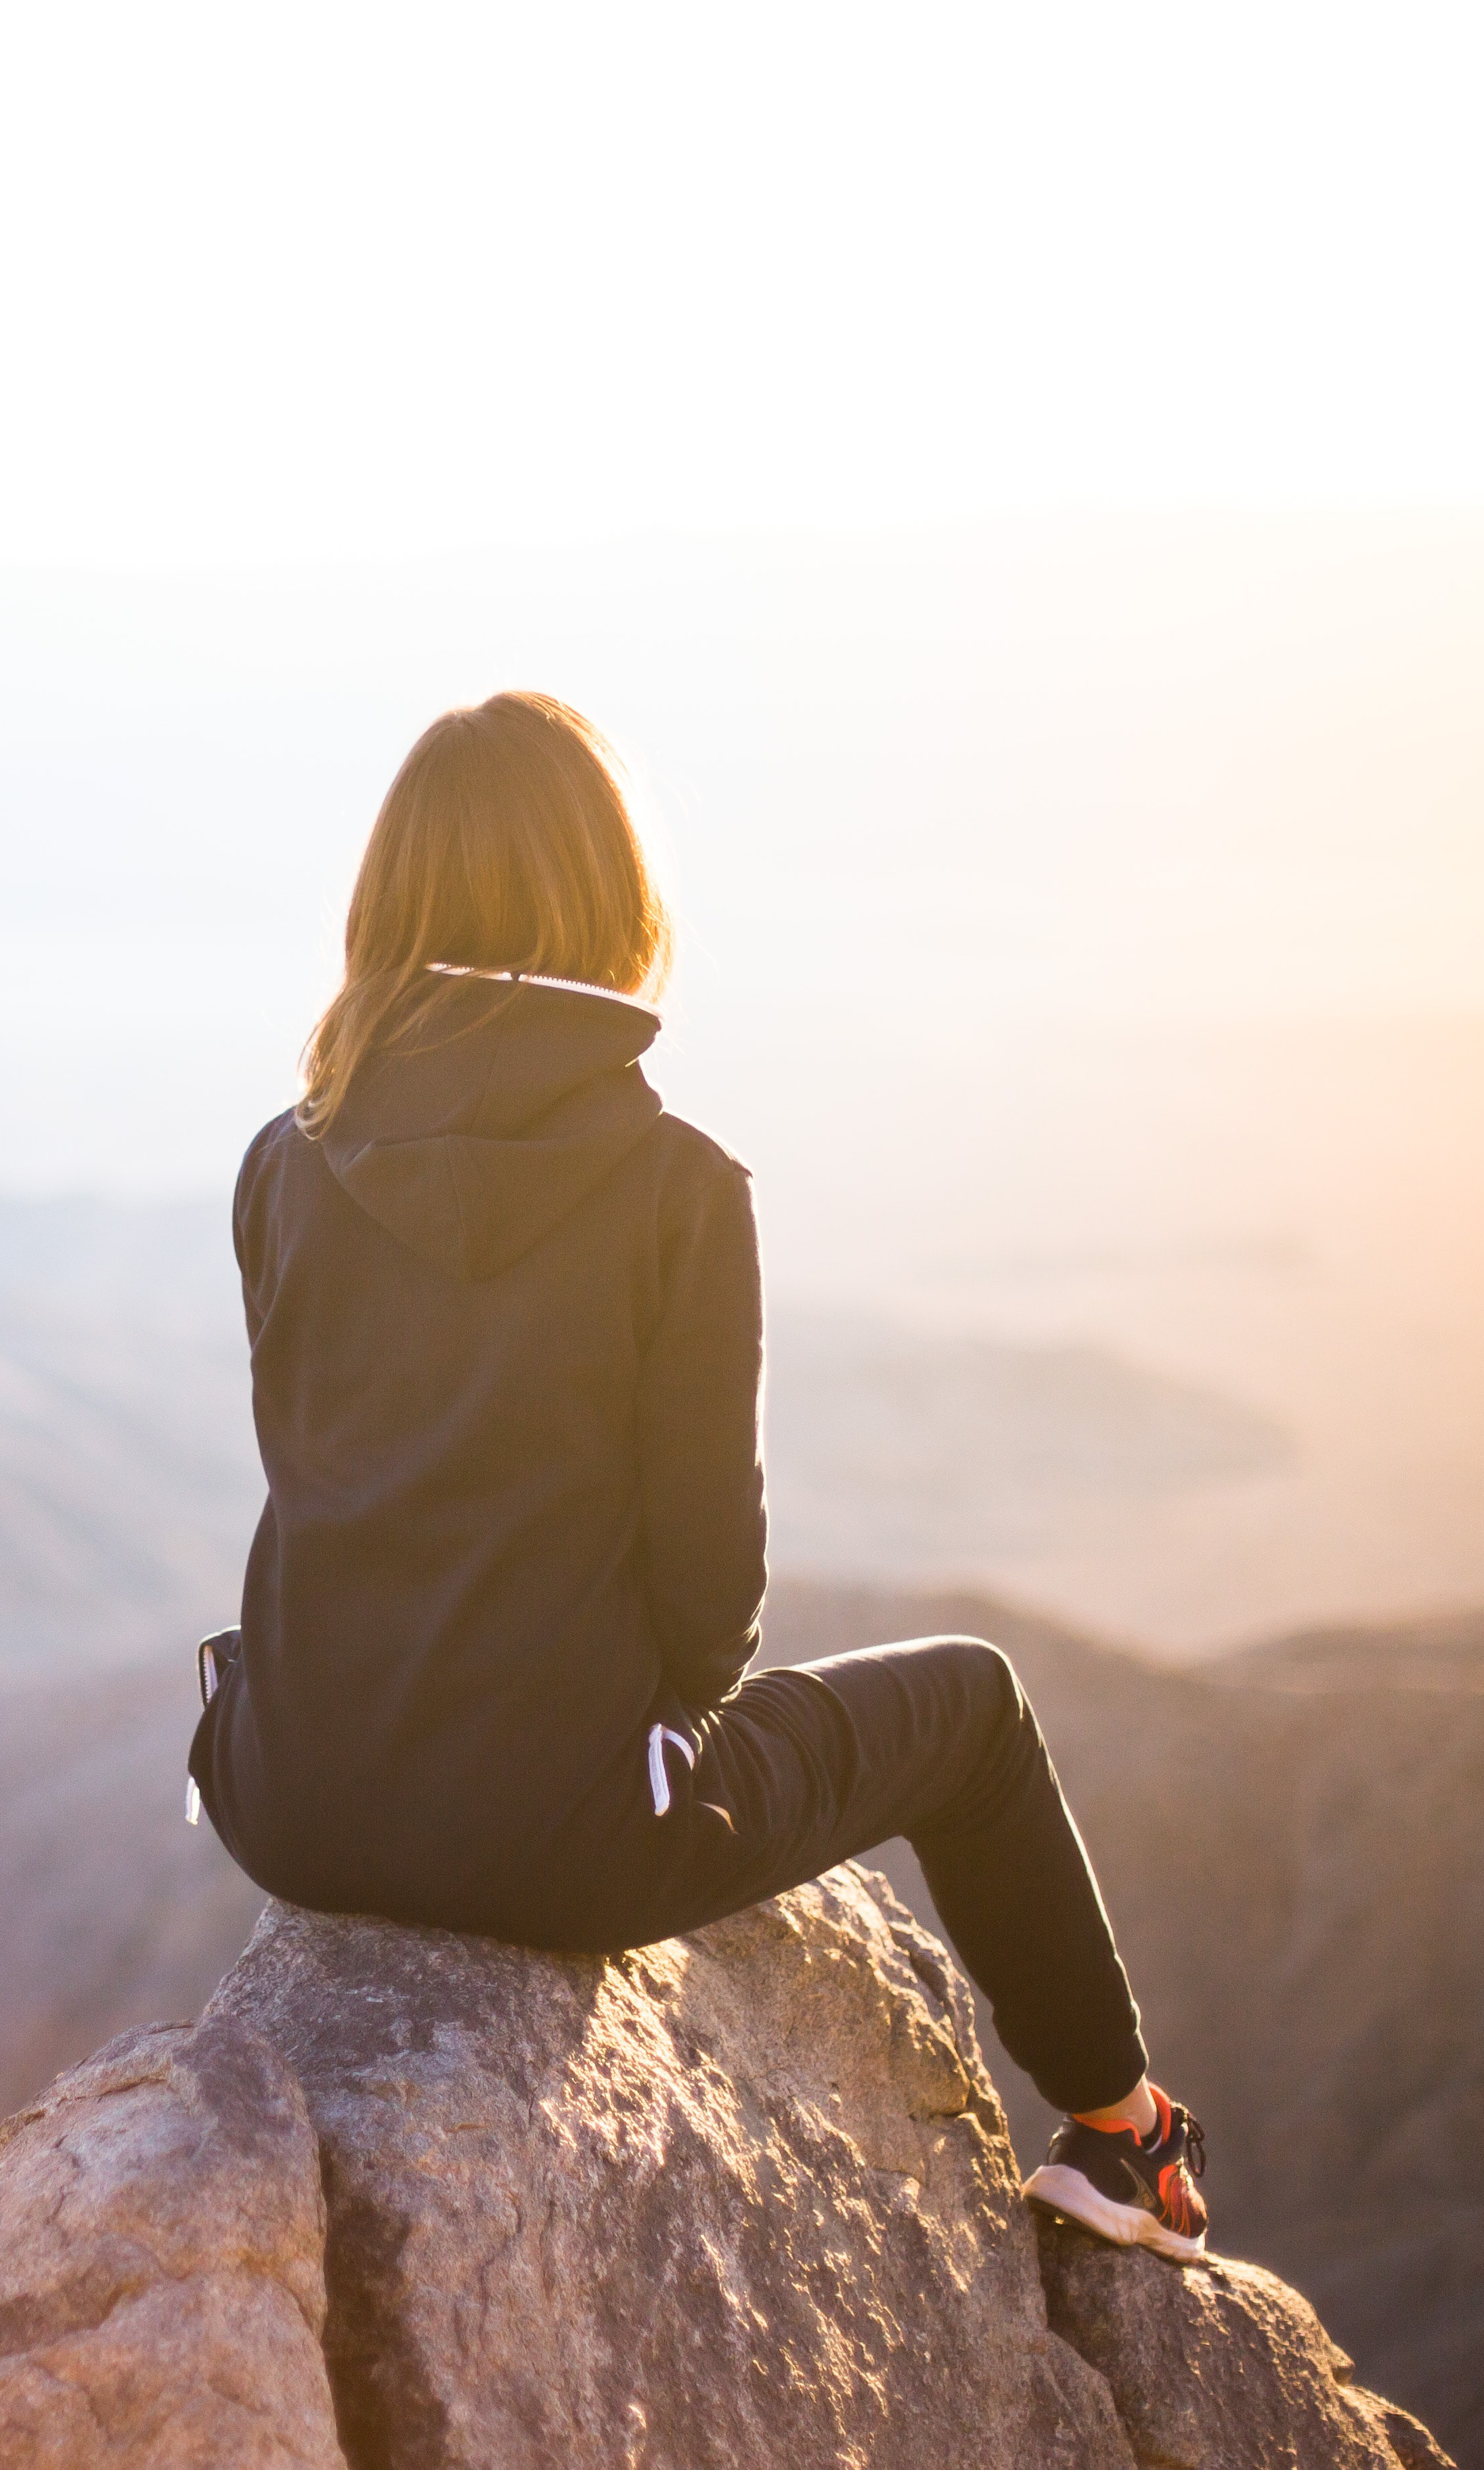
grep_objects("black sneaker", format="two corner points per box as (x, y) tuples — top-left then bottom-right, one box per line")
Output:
(1023, 2085), (1208, 2261)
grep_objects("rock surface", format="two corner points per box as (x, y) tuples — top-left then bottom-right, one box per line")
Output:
(1037, 2217), (1454, 2470)
(0, 1862), (1458, 2470)
(0, 2013), (345, 2467)
(205, 1867), (1131, 2470)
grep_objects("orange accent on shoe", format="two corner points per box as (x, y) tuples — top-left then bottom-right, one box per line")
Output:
(1072, 2110), (1145, 2135)
(1156, 2158), (1205, 2237)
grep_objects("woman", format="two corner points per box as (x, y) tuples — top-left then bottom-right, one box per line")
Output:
(190, 690), (1207, 2261)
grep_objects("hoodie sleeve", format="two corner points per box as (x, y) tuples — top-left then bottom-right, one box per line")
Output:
(232, 1114), (287, 1348)
(636, 1158), (768, 1711)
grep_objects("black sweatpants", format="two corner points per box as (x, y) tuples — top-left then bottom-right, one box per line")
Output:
(206, 1630), (1147, 2116)
(546, 1637), (1148, 2117)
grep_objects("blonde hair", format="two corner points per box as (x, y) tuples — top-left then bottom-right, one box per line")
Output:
(298, 692), (672, 1135)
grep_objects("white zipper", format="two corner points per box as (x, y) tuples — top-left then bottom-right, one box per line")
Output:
(647, 1722), (697, 1817)
(424, 964), (660, 1021)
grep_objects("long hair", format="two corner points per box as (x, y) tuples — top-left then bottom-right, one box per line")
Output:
(298, 692), (673, 1135)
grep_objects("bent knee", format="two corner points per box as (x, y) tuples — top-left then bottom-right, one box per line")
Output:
(925, 1634), (1029, 1724)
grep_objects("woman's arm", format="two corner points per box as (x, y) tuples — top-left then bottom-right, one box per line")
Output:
(636, 1159), (768, 1712)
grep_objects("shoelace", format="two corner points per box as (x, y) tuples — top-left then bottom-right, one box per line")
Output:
(1181, 2111), (1208, 2180)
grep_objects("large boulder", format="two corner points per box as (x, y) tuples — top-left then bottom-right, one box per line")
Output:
(0, 1864), (1456, 2469)
(204, 1867), (1129, 2470)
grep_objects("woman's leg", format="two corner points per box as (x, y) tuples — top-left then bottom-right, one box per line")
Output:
(651, 1637), (1148, 2118)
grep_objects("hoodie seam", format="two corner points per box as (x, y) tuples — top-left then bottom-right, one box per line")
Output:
(657, 1136), (754, 1197)
(439, 1135), (475, 1274)
(465, 989), (510, 1138)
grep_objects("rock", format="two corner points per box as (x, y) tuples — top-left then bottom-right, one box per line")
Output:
(1036, 2215), (1456, 2470)
(204, 1865), (1133, 2470)
(0, 1861), (1458, 2470)
(0, 2012), (346, 2469)
(7, 1585), (1479, 2461)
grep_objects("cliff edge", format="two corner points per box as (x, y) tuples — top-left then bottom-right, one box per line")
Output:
(0, 1865), (1454, 2469)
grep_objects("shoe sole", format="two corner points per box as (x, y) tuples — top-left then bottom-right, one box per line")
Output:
(1022, 2162), (1207, 2263)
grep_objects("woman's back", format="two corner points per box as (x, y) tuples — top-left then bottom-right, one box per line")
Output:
(198, 972), (766, 1925)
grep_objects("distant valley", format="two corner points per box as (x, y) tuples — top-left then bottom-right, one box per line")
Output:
(0, 1190), (1340, 1676)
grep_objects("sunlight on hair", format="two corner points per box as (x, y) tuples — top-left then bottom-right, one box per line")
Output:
(298, 693), (672, 1135)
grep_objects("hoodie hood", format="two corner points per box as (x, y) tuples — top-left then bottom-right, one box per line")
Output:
(322, 974), (663, 1281)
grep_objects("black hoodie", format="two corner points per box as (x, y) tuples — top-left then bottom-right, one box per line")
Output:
(191, 973), (768, 1924)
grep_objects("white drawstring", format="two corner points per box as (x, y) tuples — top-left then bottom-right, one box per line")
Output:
(186, 1637), (227, 1827)
(647, 1722), (696, 1817)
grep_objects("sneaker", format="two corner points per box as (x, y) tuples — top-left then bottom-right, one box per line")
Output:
(1022, 2085), (1208, 2261)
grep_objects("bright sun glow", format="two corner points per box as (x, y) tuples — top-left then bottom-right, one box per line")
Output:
(3, 0), (1483, 1653)
(3, 0), (1484, 567)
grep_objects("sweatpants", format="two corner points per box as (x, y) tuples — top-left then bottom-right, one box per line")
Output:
(542, 1637), (1148, 2117)
(204, 1630), (1148, 2117)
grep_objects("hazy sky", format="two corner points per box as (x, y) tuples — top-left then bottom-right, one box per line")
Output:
(3, 517), (1481, 1194)
(3, 7), (1481, 1226)
(5, 1), (1484, 566)
(3, 14), (1483, 1649)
